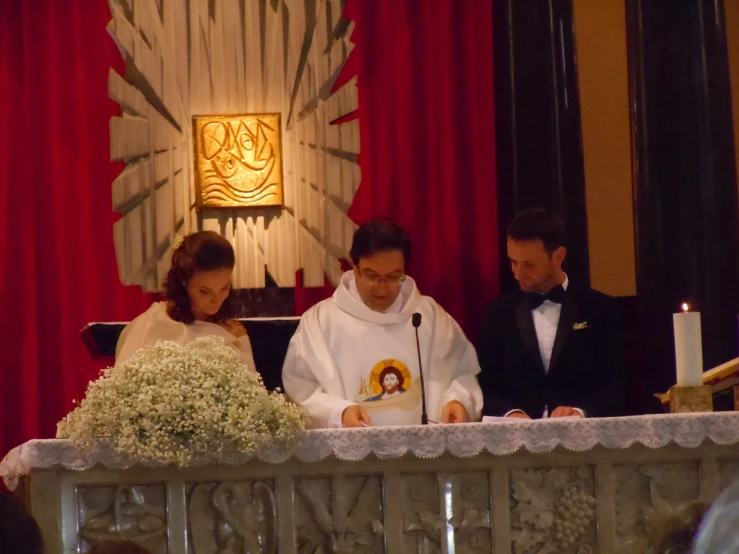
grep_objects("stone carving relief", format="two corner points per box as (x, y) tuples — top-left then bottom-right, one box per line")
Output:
(402, 474), (444, 553)
(718, 460), (739, 490)
(402, 472), (492, 553)
(615, 462), (700, 554)
(77, 484), (167, 553)
(509, 466), (596, 554)
(187, 480), (276, 554)
(294, 475), (384, 553)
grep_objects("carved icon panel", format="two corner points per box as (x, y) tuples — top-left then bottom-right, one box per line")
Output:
(719, 459), (739, 490)
(402, 472), (493, 553)
(509, 466), (597, 554)
(614, 462), (700, 554)
(77, 484), (168, 553)
(193, 114), (284, 208)
(294, 475), (385, 553)
(187, 480), (277, 554)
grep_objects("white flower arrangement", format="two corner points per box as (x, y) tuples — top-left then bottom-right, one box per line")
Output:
(57, 336), (306, 466)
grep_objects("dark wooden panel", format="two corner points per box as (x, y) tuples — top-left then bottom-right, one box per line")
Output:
(493, 0), (589, 292)
(80, 319), (299, 392)
(232, 287), (295, 317)
(627, 0), (739, 400)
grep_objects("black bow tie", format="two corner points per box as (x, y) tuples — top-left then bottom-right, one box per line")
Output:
(527, 285), (566, 309)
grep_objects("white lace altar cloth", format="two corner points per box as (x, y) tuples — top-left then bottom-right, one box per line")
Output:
(3, 412), (739, 490)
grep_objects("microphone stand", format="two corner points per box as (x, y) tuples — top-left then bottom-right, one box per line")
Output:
(414, 321), (428, 425)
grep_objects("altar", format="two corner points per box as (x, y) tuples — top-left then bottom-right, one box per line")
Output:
(3, 413), (739, 554)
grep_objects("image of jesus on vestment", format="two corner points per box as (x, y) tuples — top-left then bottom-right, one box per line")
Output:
(359, 359), (421, 412)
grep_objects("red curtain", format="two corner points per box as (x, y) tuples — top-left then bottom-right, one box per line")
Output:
(297, 0), (499, 336)
(0, 0), (152, 459)
(0, 0), (498, 460)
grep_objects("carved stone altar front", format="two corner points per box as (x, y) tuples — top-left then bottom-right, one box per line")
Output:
(7, 415), (739, 554)
(12, 445), (738, 554)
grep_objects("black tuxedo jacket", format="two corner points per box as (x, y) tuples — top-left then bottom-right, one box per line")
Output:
(478, 285), (625, 418)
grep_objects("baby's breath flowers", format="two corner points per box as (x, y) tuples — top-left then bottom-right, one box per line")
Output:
(57, 337), (306, 466)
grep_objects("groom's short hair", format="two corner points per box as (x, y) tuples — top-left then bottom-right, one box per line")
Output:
(507, 207), (566, 254)
(350, 219), (412, 267)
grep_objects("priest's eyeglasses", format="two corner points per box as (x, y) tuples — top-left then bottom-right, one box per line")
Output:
(359, 271), (407, 287)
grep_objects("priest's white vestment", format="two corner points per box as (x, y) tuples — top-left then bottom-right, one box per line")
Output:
(115, 302), (256, 371)
(282, 272), (483, 428)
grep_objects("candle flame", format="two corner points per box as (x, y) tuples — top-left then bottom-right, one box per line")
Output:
(682, 303), (689, 312)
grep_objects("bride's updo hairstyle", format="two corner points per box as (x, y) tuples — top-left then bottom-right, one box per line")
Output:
(163, 231), (238, 324)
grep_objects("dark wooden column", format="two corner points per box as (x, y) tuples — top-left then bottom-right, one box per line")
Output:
(627, 0), (739, 398)
(493, 0), (589, 292)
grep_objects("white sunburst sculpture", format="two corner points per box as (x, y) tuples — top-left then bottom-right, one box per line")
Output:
(107, 0), (360, 291)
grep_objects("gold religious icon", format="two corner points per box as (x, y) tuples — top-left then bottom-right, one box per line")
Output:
(192, 113), (284, 208)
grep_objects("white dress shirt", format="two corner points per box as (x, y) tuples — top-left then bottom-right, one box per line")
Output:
(532, 275), (569, 373)
(505, 275), (585, 418)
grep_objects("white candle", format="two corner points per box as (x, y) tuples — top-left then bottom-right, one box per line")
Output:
(673, 303), (703, 386)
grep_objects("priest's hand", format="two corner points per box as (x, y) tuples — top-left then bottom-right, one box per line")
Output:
(441, 400), (469, 424)
(550, 406), (583, 418)
(342, 405), (373, 428)
(505, 411), (531, 419)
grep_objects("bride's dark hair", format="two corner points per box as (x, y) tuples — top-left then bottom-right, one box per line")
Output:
(163, 231), (238, 324)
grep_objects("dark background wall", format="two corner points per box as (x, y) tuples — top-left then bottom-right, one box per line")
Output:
(626, 0), (739, 407)
(493, 0), (590, 294)
(492, 0), (739, 414)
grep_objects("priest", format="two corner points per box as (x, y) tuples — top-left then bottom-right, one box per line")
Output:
(282, 220), (483, 428)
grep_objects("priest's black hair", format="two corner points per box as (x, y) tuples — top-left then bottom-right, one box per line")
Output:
(349, 219), (412, 267)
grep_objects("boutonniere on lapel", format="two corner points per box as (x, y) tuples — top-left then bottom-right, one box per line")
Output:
(572, 321), (589, 331)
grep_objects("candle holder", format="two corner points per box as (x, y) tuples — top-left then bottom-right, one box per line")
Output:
(669, 385), (713, 413)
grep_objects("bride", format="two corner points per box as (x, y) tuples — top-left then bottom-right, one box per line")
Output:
(115, 231), (256, 371)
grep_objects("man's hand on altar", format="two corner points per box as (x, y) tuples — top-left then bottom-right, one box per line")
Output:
(441, 400), (469, 424)
(506, 411), (531, 419)
(550, 406), (583, 418)
(342, 405), (373, 428)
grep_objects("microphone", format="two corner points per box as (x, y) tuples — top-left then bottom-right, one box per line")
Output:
(412, 312), (429, 425)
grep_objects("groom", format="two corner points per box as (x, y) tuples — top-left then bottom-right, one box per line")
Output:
(478, 208), (625, 419)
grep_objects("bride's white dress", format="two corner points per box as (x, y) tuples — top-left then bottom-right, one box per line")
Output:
(115, 301), (256, 371)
